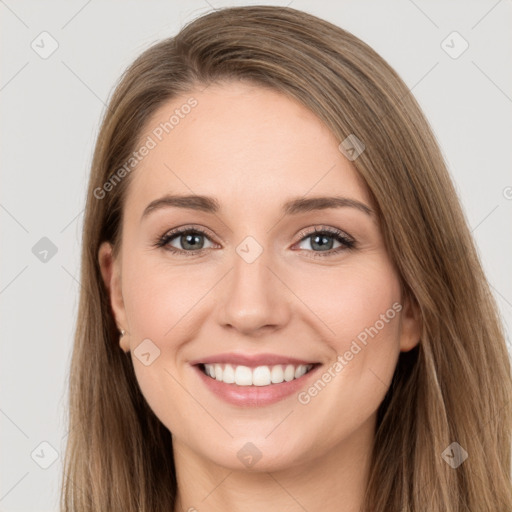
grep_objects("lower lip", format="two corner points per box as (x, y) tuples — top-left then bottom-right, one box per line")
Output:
(193, 364), (321, 407)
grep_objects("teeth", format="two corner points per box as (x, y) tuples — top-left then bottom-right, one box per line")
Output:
(234, 365), (252, 386)
(295, 365), (308, 379)
(284, 364), (296, 382)
(202, 363), (314, 386)
(223, 364), (235, 384)
(253, 366), (271, 386)
(271, 365), (284, 384)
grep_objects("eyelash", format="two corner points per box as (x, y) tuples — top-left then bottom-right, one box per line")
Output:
(153, 225), (356, 258)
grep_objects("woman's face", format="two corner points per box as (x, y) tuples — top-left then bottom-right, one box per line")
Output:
(99, 80), (420, 472)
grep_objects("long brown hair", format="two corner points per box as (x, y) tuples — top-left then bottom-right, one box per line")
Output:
(60, 6), (512, 511)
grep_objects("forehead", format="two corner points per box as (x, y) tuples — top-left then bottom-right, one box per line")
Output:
(124, 81), (372, 215)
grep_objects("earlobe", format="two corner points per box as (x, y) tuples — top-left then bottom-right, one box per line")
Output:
(399, 293), (422, 352)
(98, 242), (130, 352)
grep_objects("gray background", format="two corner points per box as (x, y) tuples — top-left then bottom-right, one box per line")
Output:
(1, 0), (511, 510)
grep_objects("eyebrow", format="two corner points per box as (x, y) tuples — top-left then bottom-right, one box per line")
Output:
(141, 194), (373, 220)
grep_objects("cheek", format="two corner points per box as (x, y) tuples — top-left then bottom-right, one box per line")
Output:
(293, 258), (403, 414)
(121, 257), (208, 432)
(305, 260), (402, 405)
(120, 255), (214, 409)
(295, 258), (403, 350)
(122, 255), (205, 341)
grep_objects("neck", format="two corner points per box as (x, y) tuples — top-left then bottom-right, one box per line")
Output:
(172, 413), (375, 512)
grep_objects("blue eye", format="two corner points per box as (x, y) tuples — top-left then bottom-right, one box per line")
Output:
(155, 226), (215, 256)
(294, 227), (355, 258)
(154, 225), (355, 258)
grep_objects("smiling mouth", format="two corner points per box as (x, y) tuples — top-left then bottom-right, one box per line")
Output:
(198, 362), (318, 387)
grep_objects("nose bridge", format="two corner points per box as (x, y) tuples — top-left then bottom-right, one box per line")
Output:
(233, 239), (270, 294)
(217, 235), (290, 334)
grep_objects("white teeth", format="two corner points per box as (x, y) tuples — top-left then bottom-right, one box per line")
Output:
(295, 365), (308, 379)
(202, 363), (314, 386)
(270, 365), (284, 384)
(252, 366), (271, 386)
(234, 365), (252, 386)
(222, 364), (235, 384)
(284, 364), (295, 382)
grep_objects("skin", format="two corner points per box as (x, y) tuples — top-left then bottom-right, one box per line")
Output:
(99, 80), (420, 512)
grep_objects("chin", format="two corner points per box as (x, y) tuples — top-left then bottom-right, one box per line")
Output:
(195, 435), (315, 474)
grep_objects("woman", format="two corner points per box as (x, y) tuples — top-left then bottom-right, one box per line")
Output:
(60, 5), (512, 511)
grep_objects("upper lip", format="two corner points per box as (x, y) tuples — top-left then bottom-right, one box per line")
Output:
(189, 352), (319, 368)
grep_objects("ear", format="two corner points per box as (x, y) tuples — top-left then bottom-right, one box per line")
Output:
(98, 241), (130, 353)
(399, 292), (421, 352)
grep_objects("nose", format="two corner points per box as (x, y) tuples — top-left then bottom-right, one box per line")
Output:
(216, 245), (292, 337)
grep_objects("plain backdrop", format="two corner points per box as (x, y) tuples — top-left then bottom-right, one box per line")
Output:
(1, 1), (511, 510)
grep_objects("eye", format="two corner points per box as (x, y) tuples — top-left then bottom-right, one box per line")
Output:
(294, 226), (355, 258)
(154, 224), (355, 258)
(154, 225), (216, 255)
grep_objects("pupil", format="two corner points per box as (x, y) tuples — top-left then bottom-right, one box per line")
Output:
(183, 234), (203, 250)
(312, 234), (332, 251)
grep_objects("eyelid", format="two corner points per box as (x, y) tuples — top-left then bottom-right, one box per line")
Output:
(152, 224), (217, 255)
(294, 225), (354, 245)
(160, 224), (218, 241)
